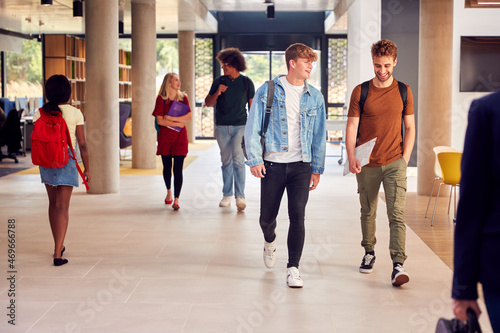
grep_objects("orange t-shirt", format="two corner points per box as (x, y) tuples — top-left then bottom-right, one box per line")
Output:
(348, 79), (414, 167)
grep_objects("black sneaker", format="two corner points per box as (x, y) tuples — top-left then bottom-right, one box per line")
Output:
(359, 253), (376, 274)
(391, 263), (410, 286)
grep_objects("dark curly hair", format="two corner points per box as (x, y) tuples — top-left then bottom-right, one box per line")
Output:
(216, 48), (247, 72)
(371, 39), (398, 60)
(42, 74), (72, 113)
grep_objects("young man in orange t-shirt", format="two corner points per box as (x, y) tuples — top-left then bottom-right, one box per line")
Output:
(346, 39), (415, 287)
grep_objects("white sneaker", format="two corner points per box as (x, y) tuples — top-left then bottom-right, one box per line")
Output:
(236, 197), (246, 211)
(263, 236), (277, 268)
(219, 196), (231, 207)
(286, 267), (303, 288)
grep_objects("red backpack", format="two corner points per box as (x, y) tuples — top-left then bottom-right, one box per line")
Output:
(31, 108), (89, 190)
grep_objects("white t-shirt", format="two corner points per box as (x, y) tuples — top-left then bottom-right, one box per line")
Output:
(264, 76), (304, 163)
(33, 104), (84, 148)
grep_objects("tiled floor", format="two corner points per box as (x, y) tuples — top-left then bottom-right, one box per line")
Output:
(0, 143), (493, 332)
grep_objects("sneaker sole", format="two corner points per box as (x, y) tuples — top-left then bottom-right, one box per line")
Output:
(264, 261), (276, 269)
(359, 267), (374, 274)
(287, 283), (303, 288)
(236, 204), (246, 211)
(392, 274), (410, 287)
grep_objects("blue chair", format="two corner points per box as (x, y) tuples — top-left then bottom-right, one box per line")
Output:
(119, 103), (132, 160)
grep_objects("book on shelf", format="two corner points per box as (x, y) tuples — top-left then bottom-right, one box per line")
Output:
(166, 100), (189, 132)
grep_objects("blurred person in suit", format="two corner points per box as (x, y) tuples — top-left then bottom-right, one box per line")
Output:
(452, 89), (500, 332)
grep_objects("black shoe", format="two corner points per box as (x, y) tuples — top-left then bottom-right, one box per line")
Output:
(391, 263), (409, 286)
(54, 258), (68, 266)
(359, 253), (376, 274)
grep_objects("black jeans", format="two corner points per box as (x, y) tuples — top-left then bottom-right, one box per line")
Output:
(259, 161), (311, 268)
(161, 155), (185, 198)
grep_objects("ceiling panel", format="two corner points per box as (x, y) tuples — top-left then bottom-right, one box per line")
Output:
(3, 0), (498, 36)
(0, 0), (342, 35)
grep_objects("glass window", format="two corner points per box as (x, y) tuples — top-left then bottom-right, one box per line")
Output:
(195, 38), (213, 138)
(244, 51), (270, 89)
(327, 38), (347, 106)
(5, 39), (42, 99)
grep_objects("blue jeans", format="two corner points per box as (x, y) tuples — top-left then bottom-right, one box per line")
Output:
(484, 290), (500, 332)
(259, 161), (311, 268)
(215, 125), (246, 198)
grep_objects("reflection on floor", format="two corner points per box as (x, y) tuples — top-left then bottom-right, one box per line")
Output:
(0, 143), (492, 332)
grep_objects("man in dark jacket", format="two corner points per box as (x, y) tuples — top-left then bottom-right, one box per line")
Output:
(452, 90), (500, 332)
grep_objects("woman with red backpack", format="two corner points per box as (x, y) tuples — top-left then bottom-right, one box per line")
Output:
(33, 75), (90, 266)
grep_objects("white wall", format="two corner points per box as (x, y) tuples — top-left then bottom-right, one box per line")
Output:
(346, 0), (382, 104)
(452, 1), (500, 149)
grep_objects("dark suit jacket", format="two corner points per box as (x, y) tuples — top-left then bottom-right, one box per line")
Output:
(452, 90), (500, 300)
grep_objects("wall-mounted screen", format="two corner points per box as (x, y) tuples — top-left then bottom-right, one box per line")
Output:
(460, 36), (500, 92)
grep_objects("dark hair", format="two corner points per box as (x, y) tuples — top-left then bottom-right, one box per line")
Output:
(216, 48), (247, 72)
(42, 74), (71, 113)
(371, 39), (398, 60)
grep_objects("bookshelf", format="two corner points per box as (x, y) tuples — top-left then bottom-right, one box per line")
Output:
(43, 34), (133, 114)
(43, 34), (86, 113)
(119, 49), (132, 102)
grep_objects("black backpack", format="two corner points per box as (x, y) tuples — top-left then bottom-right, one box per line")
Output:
(241, 80), (274, 160)
(357, 80), (408, 142)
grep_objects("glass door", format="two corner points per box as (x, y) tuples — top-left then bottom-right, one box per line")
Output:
(243, 50), (322, 91)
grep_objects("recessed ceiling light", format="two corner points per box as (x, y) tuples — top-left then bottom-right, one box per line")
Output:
(73, 0), (83, 17)
(267, 5), (275, 19)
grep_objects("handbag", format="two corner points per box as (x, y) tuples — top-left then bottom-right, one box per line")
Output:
(435, 308), (482, 333)
(242, 80), (274, 160)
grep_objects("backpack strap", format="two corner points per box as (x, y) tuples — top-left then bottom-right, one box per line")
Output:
(397, 81), (408, 141)
(397, 80), (407, 113)
(359, 80), (370, 115)
(357, 80), (408, 143)
(356, 81), (370, 142)
(64, 122), (89, 191)
(243, 75), (250, 104)
(262, 80), (274, 138)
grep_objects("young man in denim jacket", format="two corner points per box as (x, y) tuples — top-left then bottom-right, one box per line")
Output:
(244, 43), (326, 288)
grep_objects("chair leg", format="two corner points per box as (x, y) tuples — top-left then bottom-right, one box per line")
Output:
(453, 185), (457, 222)
(431, 183), (444, 226)
(425, 177), (440, 218)
(447, 185), (453, 215)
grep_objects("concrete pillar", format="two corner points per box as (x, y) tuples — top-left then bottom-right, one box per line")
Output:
(346, 0), (381, 99)
(131, 1), (157, 168)
(417, 0), (453, 196)
(178, 30), (195, 143)
(85, 0), (119, 194)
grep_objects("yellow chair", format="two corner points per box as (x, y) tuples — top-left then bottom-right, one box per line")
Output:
(430, 152), (462, 226)
(425, 146), (459, 218)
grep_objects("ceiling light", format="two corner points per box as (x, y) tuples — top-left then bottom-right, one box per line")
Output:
(263, 0), (273, 4)
(73, 0), (83, 17)
(41, 0), (52, 5)
(267, 5), (275, 19)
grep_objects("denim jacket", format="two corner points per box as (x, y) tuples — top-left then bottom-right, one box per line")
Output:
(244, 75), (326, 174)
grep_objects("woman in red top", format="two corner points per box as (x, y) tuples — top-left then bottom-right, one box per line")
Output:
(152, 73), (191, 210)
